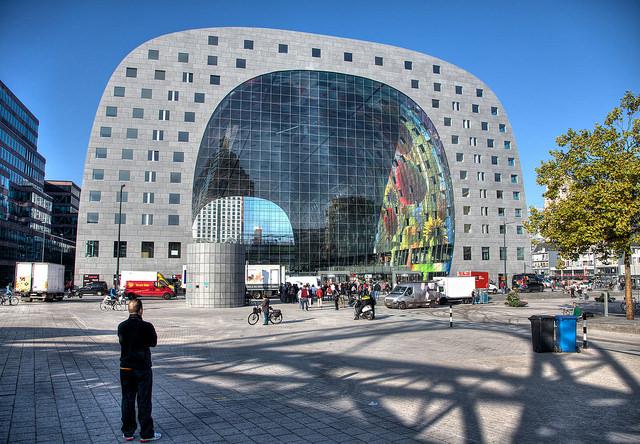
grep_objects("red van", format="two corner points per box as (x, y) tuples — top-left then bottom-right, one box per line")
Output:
(125, 280), (175, 299)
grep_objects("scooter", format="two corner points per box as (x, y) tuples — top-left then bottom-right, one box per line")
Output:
(354, 302), (374, 320)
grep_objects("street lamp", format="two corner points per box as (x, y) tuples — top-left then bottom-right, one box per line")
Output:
(115, 184), (125, 290)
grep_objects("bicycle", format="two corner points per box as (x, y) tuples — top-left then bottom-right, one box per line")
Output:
(1, 289), (20, 306)
(100, 294), (127, 311)
(247, 304), (283, 325)
(620, 297), (640, 314)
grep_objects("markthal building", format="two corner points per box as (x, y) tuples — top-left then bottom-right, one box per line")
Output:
(75, 28), (530, 286)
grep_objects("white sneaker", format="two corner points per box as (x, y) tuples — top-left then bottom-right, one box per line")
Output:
(140, 432), (161, 442)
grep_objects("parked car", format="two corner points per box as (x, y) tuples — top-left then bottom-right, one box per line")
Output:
(74, 281), (109, 296)
(487, 282), (499, 294)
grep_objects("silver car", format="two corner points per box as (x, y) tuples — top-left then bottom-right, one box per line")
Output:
(384, 283), (434, 309)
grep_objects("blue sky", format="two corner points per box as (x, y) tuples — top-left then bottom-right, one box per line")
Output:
(1, 0), (638, 208)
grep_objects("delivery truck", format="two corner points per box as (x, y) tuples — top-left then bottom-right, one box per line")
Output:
(119, 270), (174, 292)
(246, 265), (285, 298)
(434, 276), (476, 304)
(14, 262), (65, 302)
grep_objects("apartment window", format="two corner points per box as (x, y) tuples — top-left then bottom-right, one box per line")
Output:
(513, 191), (521, 200)
(244, 39), (254, 50)
(170, 172), (182, 183)
(114, 214), (126, 225)
(114, 86), (125, 97)
(208, 35), (218, 45)
(464, 224), (472, 233)
(472, 104), (479, 113)
(491, 156), (498, 165)
(476, 88), (484, 97)
(168, 90), (179, 101)
(343, 52), (352, 62)
(452, 101), (460, 111)
(516, 225), (524, 235)
(85, 241), (99, 258)
(210, 75), (220, 85)
(462, 188), (470, 197)
(92, 169), (104, 180)
(463, 119), (470, 128)
(236, 58), (246, 69)
(473, 154), (481, 163)
(113, 241), (127, 258)
(444, 117), (452, 126)
(118, 170), (130, 181)
(411, 79), (419, 89)
(469, 136), (477, 146)
(182, 72), (193, 83)
(152, 130), (164, 141)
(451, 135), (459, 144)
(106, 106), (117, 117)
(159, 110), (170, 121)
(499, 124), (506, 133)
(194, 92), (205, 103)
(178, 52), (189, 63)
(168, 215), (180, 225)
(480, 207), (488, 216)
(99, 127), (111, 137)
(481, 122), (488, 131)
(455, 85), (463, 95)
(148, 49), (159, 60)
(141, 242), (154, 258)
(487, 139), (495, 148)
(122, 149), (133, 160)
(143, 192), (154, 204)
(87, 212), (99, 224)
(463, 247), (471, 260)
(479, 189), (487, 198)
(517, 247), (525, 261)
(477, 172), (485, 181)
(141, 214), (153, 226)
(432, 99), (439, 108)
(312, 48), (321, 58)
(183, 112), (195, 123)
(169, 193), (181, 204)
(511, 174), (519, 184)
(89, 191), (101, 202)
(141, 88), (152, 99)
(508, 157), (515, 167)
(515, 208), (523, 217)
(491, 106), (499, 116)
(147, 150), (159, 161)
(173, 151), (184, 162)
(178, 132), (189, 142)
(494, 173), (502, 182)
(459, 171), (468, 180)
(132, 108), (144, 119)
(433, 64), (440, 74)
(482, 247), (490, 261)
(481, 225), (489, 234)
(144, 171), (156, 182)
(374, 56), (383, 66)
(498, 207), (505, 217)
(278, 44), (288, 53)
(496, 190), (503, 199)
(500, 247), (507, 261)
(500, 224), (506, 235)
(456, 152), (464, 162)
(126, 128), (138, 139)
(504, 141), (511, 149)
(116, 191), (128, 203)
(168, 242), (181, 258)
(207, 55), (218, 66)
(126, 67), (137, 78)
(154, 70), (165, 80)
(463, 206), (471, 215)
(433, 82), (441, 92)
(95, 147), (107, 159)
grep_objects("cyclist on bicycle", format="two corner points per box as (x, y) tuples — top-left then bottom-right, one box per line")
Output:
(5, 283), (12, 296)
(108, 286), (118, 300)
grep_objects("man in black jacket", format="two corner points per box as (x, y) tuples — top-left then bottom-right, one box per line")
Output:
(118, 299), (161, 442)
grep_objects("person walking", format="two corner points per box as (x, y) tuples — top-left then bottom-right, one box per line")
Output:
(316, 286), (324, 309)
(118, 299), (161, 442)
(301, 285), (309, 311)
(261, 296), (270, 325)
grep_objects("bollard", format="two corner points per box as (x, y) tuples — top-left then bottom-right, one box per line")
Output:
(582, 311), (588, 349)
(604, 291), (609, 317)
(449, 304), (453, 328)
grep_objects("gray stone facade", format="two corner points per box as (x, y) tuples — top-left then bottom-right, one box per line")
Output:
(75, 27), (530, 285)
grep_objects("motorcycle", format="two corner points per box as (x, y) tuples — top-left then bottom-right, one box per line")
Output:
(354, 302), (374, 320)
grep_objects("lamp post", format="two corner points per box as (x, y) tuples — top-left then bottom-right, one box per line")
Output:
(115, 184), (125, 289)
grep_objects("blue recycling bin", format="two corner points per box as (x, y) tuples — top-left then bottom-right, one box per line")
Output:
(555, 315), (578, 352)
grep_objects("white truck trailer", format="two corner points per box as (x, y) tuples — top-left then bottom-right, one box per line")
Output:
(434, 276), (476, 304)
(246, 265), (285, 298)
(14, 262), (65, 302)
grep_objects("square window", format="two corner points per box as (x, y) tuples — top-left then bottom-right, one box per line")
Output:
(141, 214), (153, 226)
(114, 214), (127, 225)
(85, 240), (99, 257)
(456, 152), (464, 162)
(463, 206), (470, 215)
(158, 109), (170, 121)
(89, 191), (101, 202)
(444, 117), (452, 126)
(132, 108), (144, 119)
(147, 150), (159, 161)
(278, 44), (288, 53)
(404, 60), (412, 70)
(99, 127), (111, 137)
(472, 104), (479, 113)
(126, 128), (138, 139)
(244, 39), (254, 49)
(194, 92), (205, 103)
(433, 64), (440, 74)
(87, 212), (99, 224)
(210, 75), (220, 85)
(507, 157), (515, 167)
(459, 170), (468, 180)
(114, 86), (125, 97)
(491, 106), (499, 116)
(154, 70), (165, 80)
(455, 85), (463, 94)
(411, 79), (419, 89)
(513, 191), (520, 200)
(482, 247), (490, 261)
(182, 72), (193, 83)
(168, 242), (181, 258)
(236, 58), (246, 69)
(494, 172), (502, 182)
(433, 82), (441, 92)
(476, 88), (483, 97)
(516, 225), (524, 235)
(168, 90), (179, 101)
(144, 171), (156, 182)
(148, 49), (159, 60)
(487, 139), (494, 148)
(170, 172), (182, 183)
(118, 170), (130, 181)
(464, 224), (471, 233)
(121, 149), (133, 160)
(499, 123), (506, 133)
(178, 52), (189, 63)
(498, 207), (505, 216)
(451, 135), (459, 144)
(207, 55), (218, 66)
(141, 242), (154, 258)
(208, 35), (218, 45)
(491, 156), (498, 165)
(515, 208), (523, 218)
(511, 174), (519, 184)
(481, 122), (488, 131)
(113, 241), (127, 258)
(168, 215), (180, 225)
(312, 48), (321, 58)
(126, 67), (137, 78)
(504, 140), (511, 149)
(497, 190), (503, 199)
(105, 106), (117, 117)
(178, 131), (189, 142)
(95, 147), (107, 158)
(152, 130), (164, 141)
(169, 193), (181, 204)
(374, 56), (383, 66)
(463, 247), (471, 261)
(184, 112), (195, 122)
(462, 188), (469, 197)
(173, 151), (184, 162)
(143, 192), (154, 204)
(500, 247), (507, 261)
(432, 99), (439, 108)
(116, 191), (128, 203)
(343, 52), (352, 62)
(517, 247), (525, 261)
(141, 88), (152, 99)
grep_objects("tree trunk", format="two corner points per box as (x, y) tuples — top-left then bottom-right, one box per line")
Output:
(624, 251), (634, 320)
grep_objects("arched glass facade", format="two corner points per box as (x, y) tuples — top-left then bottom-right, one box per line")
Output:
(193, 70), (454, 275)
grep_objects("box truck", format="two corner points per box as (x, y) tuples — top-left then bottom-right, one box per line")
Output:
(246, 265), (285, 298)
(434, 276), (476, 304)
(14, 262), (65, 302)
(119, 271), (174, 291)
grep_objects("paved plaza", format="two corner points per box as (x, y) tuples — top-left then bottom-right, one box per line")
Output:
(0, 296), (639, 443)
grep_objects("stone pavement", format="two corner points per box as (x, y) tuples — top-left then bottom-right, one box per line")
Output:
(0, 297), (639, 443)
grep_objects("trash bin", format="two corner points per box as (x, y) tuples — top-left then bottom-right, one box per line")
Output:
(480, 292), (489, 304)
(528, 315), (556, 353)
(555, 315), (578, 352)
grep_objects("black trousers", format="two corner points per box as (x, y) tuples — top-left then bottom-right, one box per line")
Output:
(121, 368), (154, 439)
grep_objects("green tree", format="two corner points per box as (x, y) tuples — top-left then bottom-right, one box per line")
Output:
(526, 91), (640, 320)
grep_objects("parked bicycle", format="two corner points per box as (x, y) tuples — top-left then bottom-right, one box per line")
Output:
(247, 304), (283, 325)
(620, 297), (640, 314)
(1, 288), (20, 306)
